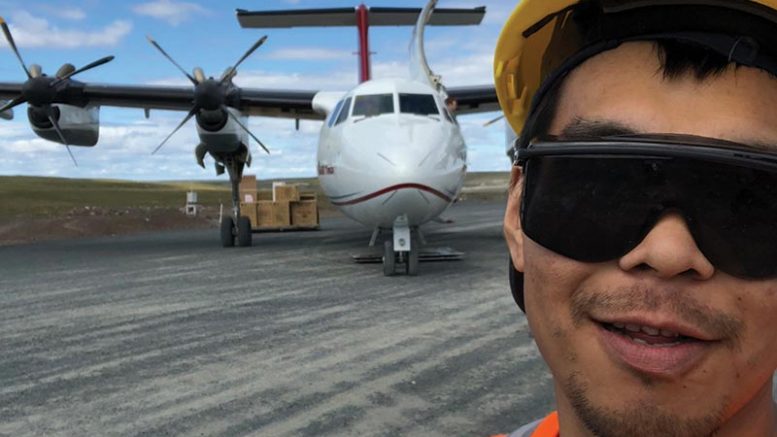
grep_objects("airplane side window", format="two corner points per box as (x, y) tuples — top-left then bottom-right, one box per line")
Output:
(335, 97), (352, 125)
(328, 100), (344, 128)
(399, 94), (440, 116)
(352, 94), (394, 118)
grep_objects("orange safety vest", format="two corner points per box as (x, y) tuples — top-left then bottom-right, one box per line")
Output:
(491, 411), (559, 437)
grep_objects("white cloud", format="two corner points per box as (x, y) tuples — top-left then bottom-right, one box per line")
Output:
(148, 68), (357, 92)
(132, 0), (208, 26)
(0, 11), (131, 49)
(267, 48), (353, 61)
(55, 7), (86, 21)
(36, 5), (87, 21)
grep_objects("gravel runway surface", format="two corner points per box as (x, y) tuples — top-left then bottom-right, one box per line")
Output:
(2, 200), (773, 436)
(0, 201), (554, 437)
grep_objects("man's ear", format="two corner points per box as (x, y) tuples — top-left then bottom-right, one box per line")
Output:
(504, 165), (525, 272)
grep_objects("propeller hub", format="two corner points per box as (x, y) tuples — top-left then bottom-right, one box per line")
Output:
(22, 76), (56, 106)
(194, 79), (225, 111)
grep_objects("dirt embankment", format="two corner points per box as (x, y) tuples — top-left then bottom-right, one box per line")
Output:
(0, 172), (509, 246)
(0, 207), (218, 246)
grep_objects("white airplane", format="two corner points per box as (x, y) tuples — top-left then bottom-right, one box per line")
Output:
(0, 1), (498, 276)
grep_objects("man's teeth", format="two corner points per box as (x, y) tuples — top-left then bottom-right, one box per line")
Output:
(611, 322), (679, 338)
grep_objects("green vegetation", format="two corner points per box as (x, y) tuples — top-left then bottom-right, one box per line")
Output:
(0, 172), (509, 220)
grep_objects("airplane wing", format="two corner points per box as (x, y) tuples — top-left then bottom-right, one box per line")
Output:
(0, 82), (325, 121)
(447, 85), (499, 115)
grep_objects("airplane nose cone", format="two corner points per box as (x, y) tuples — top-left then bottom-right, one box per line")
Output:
(343, 116), (455, 171)
(336, 116), (466, 227)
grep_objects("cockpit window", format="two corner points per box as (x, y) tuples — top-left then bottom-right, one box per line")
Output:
(335, 97), (352, 125)
(400, 93), (440, 116)
(328, 99), (344, 128)
(352, 94), (394, 117)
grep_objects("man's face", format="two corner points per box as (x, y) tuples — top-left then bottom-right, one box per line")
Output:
(505, 42), (777, 437)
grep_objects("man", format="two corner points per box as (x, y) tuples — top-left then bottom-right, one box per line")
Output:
(494, 1), (777, 436)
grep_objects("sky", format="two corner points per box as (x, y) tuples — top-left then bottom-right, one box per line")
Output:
(0, 0), (515, 181)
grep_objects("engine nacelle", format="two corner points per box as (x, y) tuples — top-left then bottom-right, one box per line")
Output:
(195, 107), (245, 155)
(28, 103), (100, 146)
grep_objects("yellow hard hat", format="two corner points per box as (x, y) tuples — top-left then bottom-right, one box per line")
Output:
(494, 0), (777, 139)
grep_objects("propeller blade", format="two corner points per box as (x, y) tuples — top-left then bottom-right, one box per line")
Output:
(483, 114), (504, 127)
(152, 108), (197, 155)
(224, 106), (269, 155)
(0, 17), (31, 79)
(0, 100), (13, 120)
(193, 67), (206, 84)
(220, 35), (268, 84)
(146, 35), (198, 85)
(47, 114), (78, 167)
(0, 95), (27, 115)
(51, 56), (115, 86)
(29, 64), (42, 78)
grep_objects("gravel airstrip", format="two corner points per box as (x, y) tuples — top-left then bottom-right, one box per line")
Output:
(0, 200), (555, 437)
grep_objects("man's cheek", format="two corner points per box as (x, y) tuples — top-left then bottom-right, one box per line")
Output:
(524, 254), (579, 356)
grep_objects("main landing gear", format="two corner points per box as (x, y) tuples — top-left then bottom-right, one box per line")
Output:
(220, 157), (252, 248)
(381, 215), (420, 277)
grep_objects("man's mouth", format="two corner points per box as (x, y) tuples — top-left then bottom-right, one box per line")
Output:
(601, 322), (692, 346)
(594, 319), (716, 378)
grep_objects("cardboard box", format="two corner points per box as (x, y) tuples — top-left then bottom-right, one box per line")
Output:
(300, 192), (317, 202)
(240, 202), (258, 228)
(273, 183), (300, 202)
(240, 175), (257, 191)
(272, 201), (291, 227)
(241, 191), (258, 203)
(255, 201), (271, 228)
(254, 201), (291, 228)
(291, 200), (318, 227)
(240, 175), (258, 204)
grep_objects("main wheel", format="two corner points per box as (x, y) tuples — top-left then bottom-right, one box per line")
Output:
(383, 240), (396, 277)
(221, 217), (235, 248)
(237, 216), (253, 247)
(407, 244), (419, 276)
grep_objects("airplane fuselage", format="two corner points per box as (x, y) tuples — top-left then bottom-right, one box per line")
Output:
(316, 78), (466, 229)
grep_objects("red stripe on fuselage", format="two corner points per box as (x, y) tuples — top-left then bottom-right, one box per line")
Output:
(331, 183), (452, 206)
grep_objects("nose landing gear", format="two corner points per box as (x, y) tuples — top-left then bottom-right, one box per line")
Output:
(382, 215), (420, 276)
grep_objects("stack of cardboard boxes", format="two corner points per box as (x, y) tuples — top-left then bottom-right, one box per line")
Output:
(239, 175), (319, 230)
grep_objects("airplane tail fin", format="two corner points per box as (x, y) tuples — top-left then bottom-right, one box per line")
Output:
(236, 3), (485, 84)
(410, 0), (440, 92)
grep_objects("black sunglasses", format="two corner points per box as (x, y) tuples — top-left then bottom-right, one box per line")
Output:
(516, 134), (777, 279)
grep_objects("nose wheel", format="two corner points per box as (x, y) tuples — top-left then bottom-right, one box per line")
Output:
(382, 238), (420, 276)
(382, 215), (420, 276)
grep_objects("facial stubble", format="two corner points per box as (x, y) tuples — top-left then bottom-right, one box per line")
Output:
(559, 284), (743, 437)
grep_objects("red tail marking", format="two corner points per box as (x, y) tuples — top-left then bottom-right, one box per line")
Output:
(356, 4), (371, 83)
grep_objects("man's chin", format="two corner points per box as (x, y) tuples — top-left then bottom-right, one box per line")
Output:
(562, 372), (724, 437)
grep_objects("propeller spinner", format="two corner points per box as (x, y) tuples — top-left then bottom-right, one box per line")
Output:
(146, 35), (271, 158)
(0, 17), (114, 166)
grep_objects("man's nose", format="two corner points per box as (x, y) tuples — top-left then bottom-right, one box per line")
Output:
(618, 212), (715, 280)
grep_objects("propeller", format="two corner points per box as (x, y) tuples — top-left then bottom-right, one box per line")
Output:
(483, 114), (504, 127)
(146, 35), (271, 157)
(48, 114), (78, 167)
(0, 16), (114, 166)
